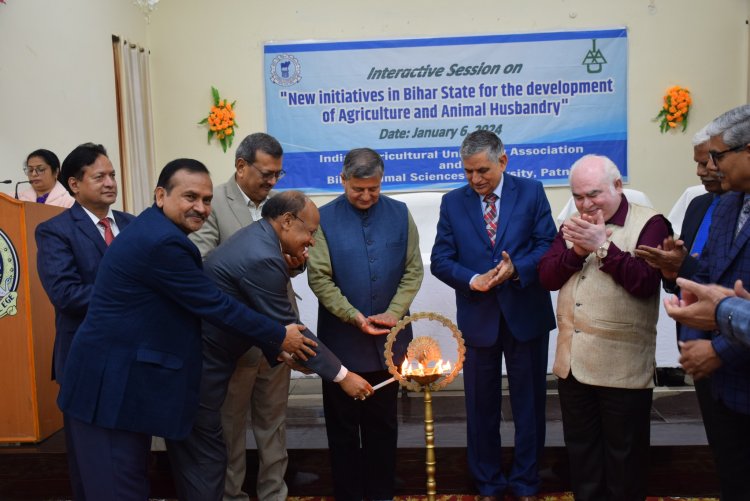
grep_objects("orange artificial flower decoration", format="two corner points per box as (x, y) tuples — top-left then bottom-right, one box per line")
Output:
(198, 87), (238, 152)
(655, 85), (692, 133)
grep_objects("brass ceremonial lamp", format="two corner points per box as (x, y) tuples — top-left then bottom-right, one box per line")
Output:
(383, 312), (465, 501)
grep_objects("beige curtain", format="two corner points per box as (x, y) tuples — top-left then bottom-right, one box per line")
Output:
(112, 37), (156, 214)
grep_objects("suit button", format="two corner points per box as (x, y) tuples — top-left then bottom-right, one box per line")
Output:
(369, 258), (375, 263)
(367, 240), (373, 245)
(372, 277), (377, 282)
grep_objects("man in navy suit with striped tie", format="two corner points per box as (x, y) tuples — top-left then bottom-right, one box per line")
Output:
(431, 130), (556, 501)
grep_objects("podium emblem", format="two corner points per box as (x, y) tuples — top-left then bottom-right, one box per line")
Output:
(0, 229), (19, 319)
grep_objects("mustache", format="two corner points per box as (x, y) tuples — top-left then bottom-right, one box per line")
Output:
(186, 210), (207, 221)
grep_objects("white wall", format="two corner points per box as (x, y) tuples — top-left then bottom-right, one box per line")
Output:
(0, 0), (149, 208)
(147, 0), (749, 217)
(1, 0), (748, 218)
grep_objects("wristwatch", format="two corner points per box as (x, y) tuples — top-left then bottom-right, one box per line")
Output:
(596, 240), (610, 259)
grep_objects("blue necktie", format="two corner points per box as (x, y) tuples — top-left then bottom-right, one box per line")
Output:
(690, 196), (719, 256)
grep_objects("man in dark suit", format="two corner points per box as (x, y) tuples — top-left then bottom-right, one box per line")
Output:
(430, 130), (556, 501)
(189, 133), (298, 501)
(635, 124), (726, 287)
(167, 190), (372, 501)
(672, 104), (750, 500)
(635, 126), (727, 483)
(56, 159), (318, 500)
(36, 142), (134, 500)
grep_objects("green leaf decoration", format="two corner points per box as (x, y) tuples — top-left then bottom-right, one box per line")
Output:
(220, 137), (227, 153)
(198, 118), (208, 125)
(211, 86), (220, 106)
(207, 130), (214, 144)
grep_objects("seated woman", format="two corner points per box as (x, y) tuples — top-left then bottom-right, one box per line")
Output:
(19, 149), (75, 208)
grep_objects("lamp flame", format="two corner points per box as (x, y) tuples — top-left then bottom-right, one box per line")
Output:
(401, 358), (452, 377)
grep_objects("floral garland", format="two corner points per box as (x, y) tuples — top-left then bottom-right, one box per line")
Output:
(655, 85), (692, 133)
(198, 87), (237, 152)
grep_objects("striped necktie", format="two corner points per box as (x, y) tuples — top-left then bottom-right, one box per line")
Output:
(735, 196), (750, 239)
(483, 193), (498, 246)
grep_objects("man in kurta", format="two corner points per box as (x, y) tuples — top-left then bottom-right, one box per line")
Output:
(307, 147), (423, 501)
(538, 154), (671, 500)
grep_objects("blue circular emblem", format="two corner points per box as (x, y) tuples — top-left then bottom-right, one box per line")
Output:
(270, 54), (302, 87)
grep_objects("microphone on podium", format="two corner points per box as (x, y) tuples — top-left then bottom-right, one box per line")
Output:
(15, 180), (30, 199)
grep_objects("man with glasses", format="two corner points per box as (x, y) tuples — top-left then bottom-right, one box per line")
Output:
(673, 104), (750, 500)
(189, 133), (296, 501)
(307, 148), (423, 501)
(432, 130), (556, 501)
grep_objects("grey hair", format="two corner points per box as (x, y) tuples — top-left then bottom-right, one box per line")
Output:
(692, 124), (711, 146)
(460, 130), (506, 162)
(569, 154), (622, 194)
(261, 190), (310, 219)
(341, 148), (384, 179)
(235, 133), (283, 163)
(706, 104), (750, 148)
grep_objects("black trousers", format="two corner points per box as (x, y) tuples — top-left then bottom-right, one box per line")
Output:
(695, 378), (750, 501)
(558, 373), (653, 501)
(322, 369), (399, 501)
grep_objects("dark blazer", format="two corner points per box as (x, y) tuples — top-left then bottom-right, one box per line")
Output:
(688, 191), (750, 414)
(430, 175), (557, 345)
(57, 206), (287, 440)
(35, 202), (134, 381)
(203, 219), (342, 381)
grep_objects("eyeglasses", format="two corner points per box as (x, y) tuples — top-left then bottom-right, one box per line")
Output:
(23, 166), (49, 176)
(709, 144), (745, 165)
(291, 213), (316, 238)
(247, 161), (285, 181)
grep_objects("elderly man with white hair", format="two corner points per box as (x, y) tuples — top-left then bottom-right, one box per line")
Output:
(538, 154), (671, 501)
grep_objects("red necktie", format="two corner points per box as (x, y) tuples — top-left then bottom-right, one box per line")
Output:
(99, 218), (114, 246)
(483, 193), (498, 246)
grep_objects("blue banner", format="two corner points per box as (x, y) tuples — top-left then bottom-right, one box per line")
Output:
(264, 29), (628, 193)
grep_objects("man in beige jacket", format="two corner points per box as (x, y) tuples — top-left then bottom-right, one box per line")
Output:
(538, 154), (671, 501)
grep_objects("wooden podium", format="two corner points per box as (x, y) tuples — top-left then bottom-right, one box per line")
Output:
(0, 193), (64, 443)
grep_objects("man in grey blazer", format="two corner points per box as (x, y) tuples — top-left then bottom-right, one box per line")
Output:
(169, 190), (372, 501)
(189, 133), (301, 501)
